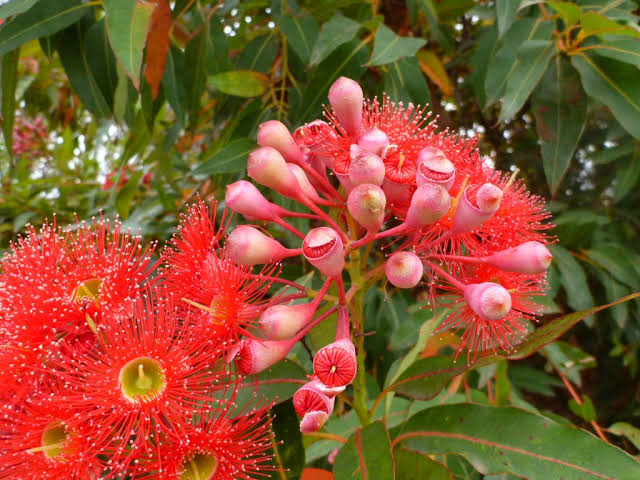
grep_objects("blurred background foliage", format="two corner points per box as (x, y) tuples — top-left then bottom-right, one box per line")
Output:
(1, 0), (640, 477)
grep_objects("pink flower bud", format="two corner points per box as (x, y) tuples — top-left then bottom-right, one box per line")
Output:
(381, 177), (413, 205)
(294, 379), (336, 433)
(303, 227), (345, 277)
(248, 146), (301, 199)
(347, 184), (386, 232)
(464, 282), (512, 322)
(259, 302), (316, 340)
(288, 163), (321, 201)
(385, 251), (424, 288)
(348, 145), (385, 187)
(313, 338), (357, 388)
(416, 147), (455, 191)
(257, 120), (303, 163)
(452, 184), (503, 234)
(226, 226), (296, 266)
(358, 127), (389, 156)
(225, 180), (286, 221)
(484, 241), (552, 274)
(405, 183), (451, 228)
(235, 337), (296, 375)
(328, 77), (363, 138)
(300, 411), (330, 433)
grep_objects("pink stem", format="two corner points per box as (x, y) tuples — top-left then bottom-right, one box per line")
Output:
(424, 261), (466, 290)
(335, 306), (350, 340)
(420, 230), (453, 250)
(299, 194), (349, 243)
(274, 216), (305, 239)
(297, 160), (344, 202)
(374, 222), (408, 240)
(348, 231), (376, 250)
(427, 254), (484, 264)
(335, 275), (347, 305)
(311, 277), (334, 309)
(293, 305), (340, 342)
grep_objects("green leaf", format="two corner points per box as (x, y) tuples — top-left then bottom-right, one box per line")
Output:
(548, 1), (581, 26)
(596, 271), (630, 328)
(571, 51), (640, 139)
(393, 448), (454, 480)
(184, 15), (209, 127)
(585, 246), (640, 288)
(279, 13), (318, 65)
(162, 45), (186, 124)
(334, 421), (394, 480)
(589, 38), (640, 68)
(310, 14), (361, 66)
(549, 245), (594, 311)
(543, 341), (596, 387)
(235, 359), (307, 407)
(0, 0), (91, 57)
(236, 33), (278, 73)
(193, 138), (256, 177)
(496, 0), (520, 37)
(103, 0), (154, 89)
(568, 394), (597, 422)
(368, 24), (426, 66)
(609, 422), (640, 451)
(115, 170), (143, 219)
(267, 401), (305, 480)
(86, 19), (118, 109)
(0, 0), (38, 20)
(614, 151), (640, 202)
(208, 70), (268, 98)
(1, 47), (20, 158)
(532, 56), (587, 194)
(580, 11), (640, 39)
(499, 39), (556, 122)
(395, 404), (640, 479)
(591, 141), (635, 165)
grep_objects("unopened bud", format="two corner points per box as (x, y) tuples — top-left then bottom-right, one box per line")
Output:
(405, 183), (451, 228)
(347, 184), (386, 232)
(288, 163), (322, 202)
(484, 241), (552, 274)
(234, 337), (296, 375)
(313, 338), (357, 388)
(257, 120), (303, 163)
(452, 184), (503, 234)
(248, 147), (301, 199)
(464, 282), (512, 322)
(416, 147), (455, 191)
(381, 178), (413, 205)
(349, 145), (385, 187)
(300, 411), (330, 433)
(328, 77), (363, 138)
(385, 251), (423, 288)
(225, 180), (284, 221)
(227, 226), (295, 266)
(303, 227), (345, 277)
(358, 127), (389, 156)
(259, 302), (316, 340)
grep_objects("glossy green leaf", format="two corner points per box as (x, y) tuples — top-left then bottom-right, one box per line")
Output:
(236, 33), (278, 73)
(496, 0), (520, 37)
(184, 16), (209, 126)
(549, 245), (594, 311)
(395, 404), (640, 479)
(548, 1), (581, 26)
(279, 13), (318, 65)
(596, 271), (630, 328)
(235, 359), (307, 407)
(591, 141), (635, 165)
(614, 151), (640, 202)
(543, 341), (596, 387)
(103, 0), (154, 89)
(384, 56), (431, 106)
(86, 19), (118, 109)
(586, 246), (640, 288)
(1, 47), (20, 157)
(394, 448), (454, 480)
(499, 39), (556, 122)
(589, 38), (640, 68)
(0, 0), (37, 20)
(193, 138), (256, 176)
(609, 422), (640, 450)
(580, 11), (640, 39)
(368, 24), (426, 66)
(310, 14), (361, 66)
(334, 421), (394, 480)
(208, 70), (269, 98)
(267, 401), (305, 480)
(568, 394), (597, 422)
(115, 171), (143, 219)
(572, 51), (640, 139)
(162, 46), (186, 124)
(532, 56), (587, 194)
(0, 0), (91, 57)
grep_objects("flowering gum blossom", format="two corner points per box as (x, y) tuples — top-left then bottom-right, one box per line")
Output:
(385, 251), (424, 288)
(416, 147), (455, 191)
(357, 127), (389, 156)
(328, 76), (364, 138)
(226, 226), (294, 266)
(225, 180), (285, 221)
(452, 184), (503, 234)
(293, 379), (336, 433)
(257, 120), (303, 164)
(464, 282), (512, 322)
(248, 146), (301, 199)
(347, 184), (386, 232)
(484, 241), (552, 274)
(236, 337), (296, 375)
(302, 227), (345, 277)
(348, 145), (385, 188)
(293, 120), (336, 167)
(405, 183), (451, 228)
(300, 411), (330, 433)
(313, 338), (357, 388)
(259, 302), (316, 340)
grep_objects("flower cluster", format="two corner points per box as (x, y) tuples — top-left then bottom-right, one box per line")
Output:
(0, 214), (278, 479)
(223, 76), (552, 431)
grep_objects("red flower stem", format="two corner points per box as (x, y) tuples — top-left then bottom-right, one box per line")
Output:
(426, 254), (484, 264)
(374, 222), (407, 240)
(420, 230), (453, 250)
(273, 216), (305, 239)
(298, 193), (349, 243)
(283, 211), (321, 220)
(296, 160), (344, 201)
(335, 275), (347, 305)
(292, 305), (339, 342)
(310, 277), (334, 309)
(424, 261), (466, 290)
(347, 231), (376, 250)
(335, 306), (350, 340)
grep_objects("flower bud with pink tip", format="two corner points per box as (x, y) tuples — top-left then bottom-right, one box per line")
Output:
(303, 227), (345, 277)
(293, 378), (336, 433)
(329, 76), (363, 138)
(347, 184), (386, 232)
(385, 251), (424, 288)
(416, 147), (455, 191)
(405, 183), (451, 228)
(248, 146), (301, 199)
(234, 337), (298, 375)
(348, 145), (385, 188)
(226, 226), (300, 266)
(452, 183), (503, 234)
(484, 241), (552, 274)
(225, 180), (288, 221)
(257, 120), (304, 164)
(313, 308), (357, 388)
(358, 127), (389, 156)
(464, 282), (512, 322)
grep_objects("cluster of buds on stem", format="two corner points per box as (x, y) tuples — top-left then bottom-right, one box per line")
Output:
(225, 76), (553, 432)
